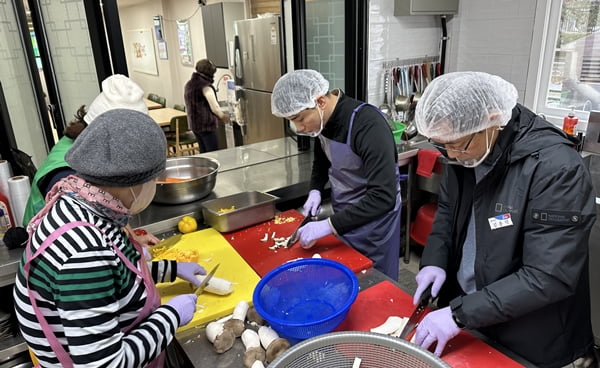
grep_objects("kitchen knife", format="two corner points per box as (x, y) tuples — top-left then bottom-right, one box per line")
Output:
(147, 234), (183, 258)
(285, 215), (316, 248)
(195, 263), (220, 296)
(398, 284), (433, 340)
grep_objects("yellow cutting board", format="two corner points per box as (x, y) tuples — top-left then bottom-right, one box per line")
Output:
(153, 228), (260, 333)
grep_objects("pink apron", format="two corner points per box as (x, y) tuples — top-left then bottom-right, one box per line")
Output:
(23, 219), (166, 368)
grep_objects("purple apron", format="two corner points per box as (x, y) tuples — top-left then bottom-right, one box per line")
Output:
(318, 103), (402, 279)
(23, 219), (165, 367)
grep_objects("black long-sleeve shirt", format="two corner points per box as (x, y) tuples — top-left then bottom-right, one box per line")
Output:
(311, 90), (399, 235)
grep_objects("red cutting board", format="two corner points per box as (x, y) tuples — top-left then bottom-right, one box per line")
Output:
(335, 281), (525, 368)
(222, 209), (373, 277)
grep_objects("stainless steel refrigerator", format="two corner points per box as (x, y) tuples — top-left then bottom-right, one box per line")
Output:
(233, 16), (286, 145)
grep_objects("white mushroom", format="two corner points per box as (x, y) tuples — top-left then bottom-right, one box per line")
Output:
(370, 316), (406, 335)
(246, 306), (265, 326)
(195, 274), (234, 295)
(251, 361), (265, 368)
(242, 329), (266, 368)
(258, 325), (290, 363)
(223, 300), (249, 337)
(205, 320), (235, 353)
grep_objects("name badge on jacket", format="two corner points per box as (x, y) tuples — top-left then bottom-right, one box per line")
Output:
(488, 213), (513, 230)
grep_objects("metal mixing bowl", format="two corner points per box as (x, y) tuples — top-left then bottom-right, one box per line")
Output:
(269, 331), (451, 368)
(153, 157), (220, 204)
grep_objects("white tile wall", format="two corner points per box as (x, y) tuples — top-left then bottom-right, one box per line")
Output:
(368, 0), (440, 105)
(446, 0), (537, 104)
(368, 0), (539, 108)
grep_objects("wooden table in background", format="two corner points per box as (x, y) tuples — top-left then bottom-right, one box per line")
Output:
(144, 98), (163, 110)
(148, 107), (186, 127)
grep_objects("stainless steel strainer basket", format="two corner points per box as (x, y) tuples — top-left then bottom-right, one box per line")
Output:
(268, 331), (451, 368)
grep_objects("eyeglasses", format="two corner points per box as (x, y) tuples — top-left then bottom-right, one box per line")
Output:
(428, 132), (477, 154)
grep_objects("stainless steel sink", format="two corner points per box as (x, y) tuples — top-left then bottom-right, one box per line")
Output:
(397, 135), (431, 166)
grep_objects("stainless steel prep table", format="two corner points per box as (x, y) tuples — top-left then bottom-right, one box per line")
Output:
(129, 137), (425, 230)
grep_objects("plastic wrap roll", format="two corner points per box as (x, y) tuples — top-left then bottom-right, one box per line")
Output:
(0, 160), (12, 198)
(8, 175), (31, 228)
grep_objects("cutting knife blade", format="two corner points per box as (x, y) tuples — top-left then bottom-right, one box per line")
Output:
(398, 284), (433, 340)
(147, 234), (183, 258)
(195, 263), (220, 296)
(285, 215), (315, 248)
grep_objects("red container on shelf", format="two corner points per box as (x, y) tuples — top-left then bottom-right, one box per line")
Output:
(562, 107), (578, 135)
(0, 190), (14, 236)
(410, 202), (438, 247)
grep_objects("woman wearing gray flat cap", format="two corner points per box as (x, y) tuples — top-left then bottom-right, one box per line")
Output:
(13, 109), (204, 367)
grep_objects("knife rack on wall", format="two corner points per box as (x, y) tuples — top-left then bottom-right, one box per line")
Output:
(381, 55), (442, 123)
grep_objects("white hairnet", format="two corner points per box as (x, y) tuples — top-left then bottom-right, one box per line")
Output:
(414, 71), (518, 141)
(271, 69), (329, 117)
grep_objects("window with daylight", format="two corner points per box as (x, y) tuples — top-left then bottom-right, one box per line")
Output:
(537, 0), (600, 122)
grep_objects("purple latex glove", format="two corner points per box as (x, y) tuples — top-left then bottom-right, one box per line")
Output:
(141, 247), (152, 261)
(413, 265), (446, 305)
(165, 294), (197, 326)
(176, 262), (206, 287)
(297, 219), (332, 248)
(414, 306), (461, 356)
(303, 190), (322, 217)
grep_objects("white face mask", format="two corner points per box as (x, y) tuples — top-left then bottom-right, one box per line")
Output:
(296, 106), (324, 137)
(128, 181), (156, 215)
(456, 129), (493, 168)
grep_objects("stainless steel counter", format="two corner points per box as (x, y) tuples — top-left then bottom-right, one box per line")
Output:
(129, 137), (425, 229)
(0, 244), (22, 288)
(129, 138), (314, 229)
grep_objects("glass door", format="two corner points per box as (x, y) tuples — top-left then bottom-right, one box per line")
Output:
(0, 0), (120, 168)
(30, 0), (101, 140)
(0, 1), (51, 168)
(286, 0), (368, 100)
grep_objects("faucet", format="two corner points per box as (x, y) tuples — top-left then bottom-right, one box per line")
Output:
(215, 73), (233, 92)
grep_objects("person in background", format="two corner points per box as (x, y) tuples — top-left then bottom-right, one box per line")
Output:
(412, 71), (597, 368)
(271, 69), (402, 280)
(22, 74), (148, 228)
(14, 109), (205, 367)
(184, 59), (230, 153)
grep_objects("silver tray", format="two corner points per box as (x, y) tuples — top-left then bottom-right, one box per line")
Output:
(200, 191), (278, 232)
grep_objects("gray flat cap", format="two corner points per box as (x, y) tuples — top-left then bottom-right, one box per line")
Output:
(66, 109), (166, 186)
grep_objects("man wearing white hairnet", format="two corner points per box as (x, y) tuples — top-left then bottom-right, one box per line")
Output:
(272, 70), (402, 280)
(411, 71), (597, 368)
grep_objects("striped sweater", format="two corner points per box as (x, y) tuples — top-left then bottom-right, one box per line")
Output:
(13, 195), (181, 367)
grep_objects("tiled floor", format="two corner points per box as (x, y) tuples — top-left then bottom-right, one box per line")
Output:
(397, 248), (422, 295)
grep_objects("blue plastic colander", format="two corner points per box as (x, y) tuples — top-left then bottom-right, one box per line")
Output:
(253, 258), (359, 341)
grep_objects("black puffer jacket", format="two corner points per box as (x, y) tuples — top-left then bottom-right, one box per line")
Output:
(421, 104), (596, 368)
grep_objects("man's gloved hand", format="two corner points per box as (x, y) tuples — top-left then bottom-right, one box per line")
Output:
(413, 265), (446, 305)
(414, 306), (460, 356)
(176, 262), (206, 287)
(303, 190), (322, 217)
(165, 294), (198, 326)
(297, 219), (332, 248)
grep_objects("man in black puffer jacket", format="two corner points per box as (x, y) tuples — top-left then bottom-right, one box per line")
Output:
(411, 71), (597, 368)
